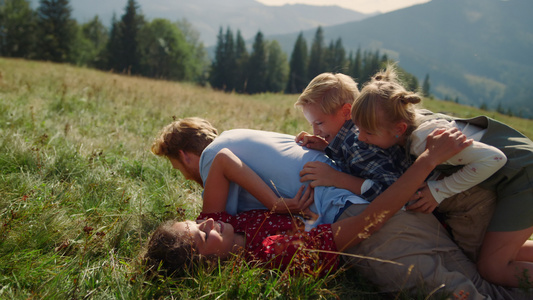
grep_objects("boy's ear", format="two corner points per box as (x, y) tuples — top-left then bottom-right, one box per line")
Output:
(341, 103), (352, 120)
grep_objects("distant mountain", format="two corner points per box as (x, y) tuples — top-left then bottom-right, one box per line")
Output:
(60, 0), (373, 46)
(271, 0), (533, 118)
(30, 0), (532, 117)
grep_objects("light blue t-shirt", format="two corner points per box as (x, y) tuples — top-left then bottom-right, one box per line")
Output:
(199, 129), (368, 228)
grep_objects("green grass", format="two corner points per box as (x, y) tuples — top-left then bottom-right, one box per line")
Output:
(1, 58), (531, 299)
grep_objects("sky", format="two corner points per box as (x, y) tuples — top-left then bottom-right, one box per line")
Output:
(255, 0), (431, 14)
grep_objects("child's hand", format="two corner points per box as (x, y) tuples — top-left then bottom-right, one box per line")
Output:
(274, 185), (314, 214)
(405, 183), (438, 213)
(295, 131), (328, 151)
(299, 161), (338, 187)
(424, 127), (473, 165)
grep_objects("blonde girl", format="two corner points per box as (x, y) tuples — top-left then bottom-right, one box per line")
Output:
(351, 65), (533, 288)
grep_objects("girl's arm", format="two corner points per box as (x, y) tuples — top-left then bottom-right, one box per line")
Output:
(411, 119), (507, 203)
(332, 127), (472, 251)
(202, 148), (314, 214)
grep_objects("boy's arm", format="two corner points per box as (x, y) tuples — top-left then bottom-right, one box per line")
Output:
(299, 161), (365, 194)
(202, 148), (314, 214)
(332, 128), (472, 251)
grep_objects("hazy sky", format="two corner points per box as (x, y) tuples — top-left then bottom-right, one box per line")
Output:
(255, 0), (431, 14)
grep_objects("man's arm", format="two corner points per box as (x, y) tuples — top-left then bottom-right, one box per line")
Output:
(202, 148), (314, 214)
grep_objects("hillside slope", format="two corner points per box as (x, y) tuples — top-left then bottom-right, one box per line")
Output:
(2, 58), (530, 139)
(272, 0), (533, 118)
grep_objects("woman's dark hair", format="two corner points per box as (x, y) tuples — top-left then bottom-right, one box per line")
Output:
(144, 220), (200, 276)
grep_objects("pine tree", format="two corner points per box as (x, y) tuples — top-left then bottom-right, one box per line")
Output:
(307, 26), (325, 79)
(80, 16), (108, 67)
(331, 37), (346, 72)
(405, 73), (419, 92)
(422, 74), (431, 97)
(265, 40), (288, 93)
(366, 50), (381, 82)
(246, 31), (267, 94)
(209, 27), (226, 90)
(117, 0), (143, 74)
(0, 0), (37, 58)
(104, 0), (144, 73)
(209, 27), (238, 91)
(496, 102), (505, 114)
(235, 30), (249, 93)
(350, 47), (362, 80)
(286, 32), (308, 93)
(223, 27), (236, 91)
(82, 16), (108, 52)
(36, 0), (75, 62)
(323, 40), (335, 72)
(104, 14), (121, 70)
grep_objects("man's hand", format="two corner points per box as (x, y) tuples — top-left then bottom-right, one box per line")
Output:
(299, 161), (340, 188)
(295, 131), (328, 151)
(405, 183), (438, 213)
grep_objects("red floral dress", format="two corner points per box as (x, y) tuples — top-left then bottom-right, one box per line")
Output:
(198, 210), (338, 276)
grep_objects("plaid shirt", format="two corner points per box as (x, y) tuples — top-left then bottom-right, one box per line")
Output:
(325, 121), (412, 202)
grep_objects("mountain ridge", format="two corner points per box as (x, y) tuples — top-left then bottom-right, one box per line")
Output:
(60, 0), (373, 46)
(269, 0), (533, 117)
(29, 0), (533, 117)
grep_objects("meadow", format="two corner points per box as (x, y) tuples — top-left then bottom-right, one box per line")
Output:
(1, 57), (532, 299)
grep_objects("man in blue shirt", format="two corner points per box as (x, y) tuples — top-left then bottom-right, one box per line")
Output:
(152, 117), (367, 228)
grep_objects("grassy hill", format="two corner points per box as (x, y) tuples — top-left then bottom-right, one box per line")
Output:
(1, 58), (532, 299)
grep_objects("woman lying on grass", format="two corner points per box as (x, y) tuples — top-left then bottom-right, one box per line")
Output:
(144, 126), (471, 277)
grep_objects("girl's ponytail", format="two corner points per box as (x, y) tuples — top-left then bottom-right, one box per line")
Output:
(352, 64), (420, 135)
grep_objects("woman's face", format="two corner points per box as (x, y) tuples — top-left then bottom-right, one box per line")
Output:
(173, 218), (236, 258)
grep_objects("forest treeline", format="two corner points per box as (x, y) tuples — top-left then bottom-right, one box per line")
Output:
(0, 0), (426, 95)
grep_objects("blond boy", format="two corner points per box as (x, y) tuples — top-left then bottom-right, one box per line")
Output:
(294, 73), (411, 202)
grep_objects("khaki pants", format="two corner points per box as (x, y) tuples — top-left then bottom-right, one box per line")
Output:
(438, 186), (497, 262)
(338, 205), (528, 300)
